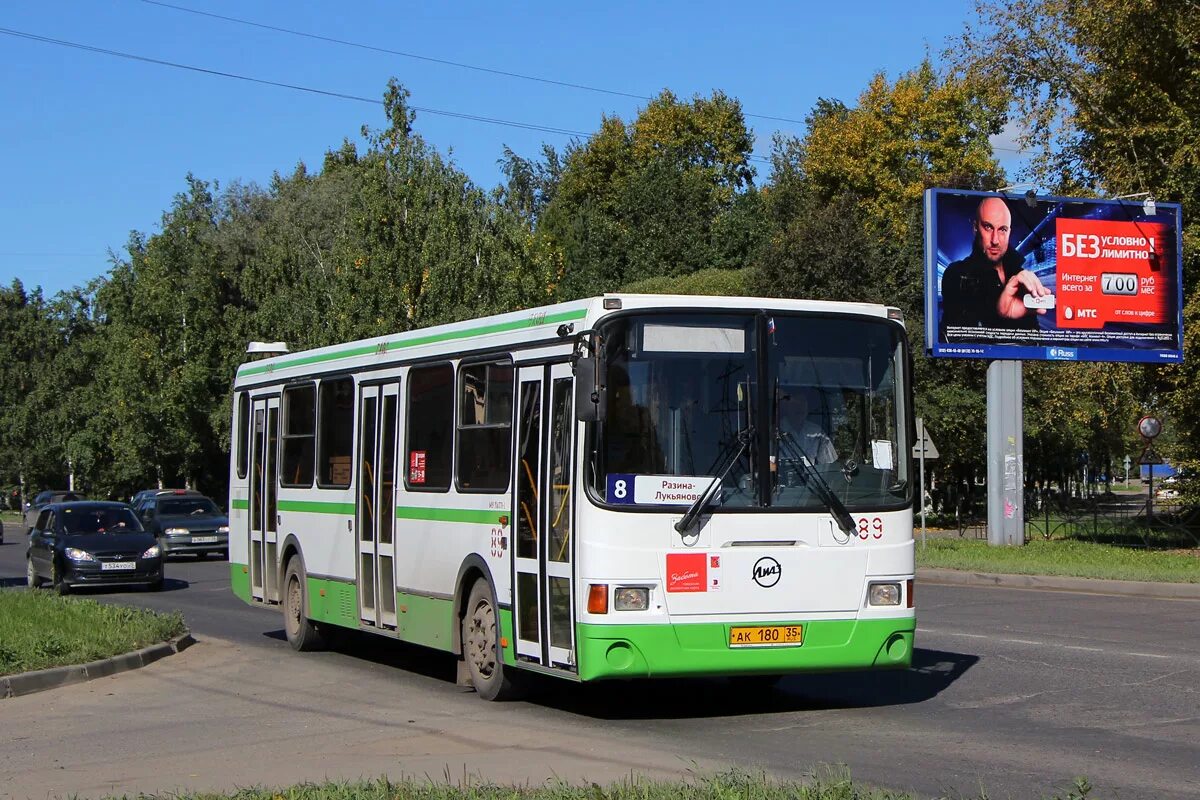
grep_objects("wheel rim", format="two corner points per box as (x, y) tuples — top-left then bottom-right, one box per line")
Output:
(26, 558), (35, 587)
(285, 574), (302, 638)
(466, 597), (497, 679)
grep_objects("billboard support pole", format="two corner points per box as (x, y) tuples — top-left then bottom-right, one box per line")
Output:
(987, 360), (1024, 546)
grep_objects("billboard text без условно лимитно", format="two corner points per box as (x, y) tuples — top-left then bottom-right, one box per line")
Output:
(924, 189), (1183, 363)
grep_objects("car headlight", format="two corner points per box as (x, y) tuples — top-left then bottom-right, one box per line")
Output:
(164, 527), (189, 536)
(65, 547), (96, 562)
(217, 525), (229, 534)
(142, 545), (161, 559)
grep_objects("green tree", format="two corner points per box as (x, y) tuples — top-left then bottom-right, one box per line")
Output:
(537, 90), (763, 298)
(954, 0), (1200, 460)
(752, 60), (1007, 319)
(94, 175), (243, 495)
(0, 281), (64, 502)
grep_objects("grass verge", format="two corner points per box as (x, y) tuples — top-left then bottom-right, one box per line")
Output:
(0, 588), (185, 676)
(917, 537), (1199, 583)
(83, 769), (1097, 800)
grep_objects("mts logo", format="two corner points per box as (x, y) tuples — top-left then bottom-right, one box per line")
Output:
(1077, 309), (1098, 319)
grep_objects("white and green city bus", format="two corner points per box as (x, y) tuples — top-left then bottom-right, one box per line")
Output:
(229, 294), (915, 699)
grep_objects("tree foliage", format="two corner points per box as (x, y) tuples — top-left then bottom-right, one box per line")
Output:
(539, 90), (763, 298)
(955, 0), (1200, 468)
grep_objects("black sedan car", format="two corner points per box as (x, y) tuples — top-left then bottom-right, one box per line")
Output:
(26, 501), (163, 593)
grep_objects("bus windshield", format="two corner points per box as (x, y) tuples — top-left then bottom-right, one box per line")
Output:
(592, 311), (910, 512)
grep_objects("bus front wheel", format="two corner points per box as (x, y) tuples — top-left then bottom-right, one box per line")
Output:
(283, 557), (327, 652)
(461, 578), (522, 701)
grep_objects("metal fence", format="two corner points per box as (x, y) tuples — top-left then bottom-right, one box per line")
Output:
(950, 490), (1200, 549)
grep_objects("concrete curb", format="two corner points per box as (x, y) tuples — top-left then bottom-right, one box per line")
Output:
(918, 567), (1200, 600)
(1, 632), (195, 699)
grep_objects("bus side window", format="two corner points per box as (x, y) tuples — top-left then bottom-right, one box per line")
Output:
(406, 364), (454, 491)
(456, 361), (513, 492)
(281, 383), (316, 487)
(235, 392), (250, 480)
(318, 377), (354, 488)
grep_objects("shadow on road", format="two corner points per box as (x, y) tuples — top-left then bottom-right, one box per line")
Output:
(527, 647), (979, 719)
(262, 627), (461, 683)
(61, 577), (191, 595)
(271, 626), (979, 720)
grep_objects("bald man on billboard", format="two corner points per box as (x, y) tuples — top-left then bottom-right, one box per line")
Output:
(939, 196), (1052, 340)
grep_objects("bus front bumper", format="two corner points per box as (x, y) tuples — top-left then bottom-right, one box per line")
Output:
(574, 617), (914, 681)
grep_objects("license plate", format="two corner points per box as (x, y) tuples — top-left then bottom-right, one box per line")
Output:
(101, 561), (137, 571)
(729, 625), (803, 647)
(192, 536), (219, 543)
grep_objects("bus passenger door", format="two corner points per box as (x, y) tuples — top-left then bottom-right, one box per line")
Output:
(513, 362), (577, 672)
(356, 382), (400, 629)
(249, 396), (280, 603)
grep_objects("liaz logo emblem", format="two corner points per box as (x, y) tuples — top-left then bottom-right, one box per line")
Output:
(752, 557), (781, 588)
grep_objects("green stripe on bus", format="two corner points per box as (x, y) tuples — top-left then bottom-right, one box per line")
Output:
(270, 500), (500, 522)
(238, 308), (588, 377)
(231, 498), (249, 510)
(278, 499), (356, 515)
(230, 563), (251, 602)
(396, 592), (456, 652)
(265, 500), (500, 522)
(306, 576), (359, 627)
(395, 506), (504, 524)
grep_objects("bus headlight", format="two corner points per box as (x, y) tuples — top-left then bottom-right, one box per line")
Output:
(614, 587), (649, 611)
(868, 582), (901, 606)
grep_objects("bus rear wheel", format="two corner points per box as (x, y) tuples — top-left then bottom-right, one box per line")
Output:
(283, 557), (327, 652)
(461, 578), (522, 701)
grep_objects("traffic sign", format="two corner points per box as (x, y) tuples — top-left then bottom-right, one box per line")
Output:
(1138, 415), (1162, 440)
(1138, 445), (1163, 466)
(912, 417), (939, 459)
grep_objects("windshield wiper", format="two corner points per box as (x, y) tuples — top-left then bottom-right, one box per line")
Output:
(777, 432), (857, 537)
(674, 426), (754, 534)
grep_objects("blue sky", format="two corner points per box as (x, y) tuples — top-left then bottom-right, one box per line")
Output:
(1, 1), (1013, 298)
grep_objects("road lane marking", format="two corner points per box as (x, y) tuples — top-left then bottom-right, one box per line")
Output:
(917, 627), (1180, 661)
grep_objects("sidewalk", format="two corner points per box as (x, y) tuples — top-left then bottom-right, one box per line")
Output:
(1, 633), (194, 699)
(918, 567), (1200, 600)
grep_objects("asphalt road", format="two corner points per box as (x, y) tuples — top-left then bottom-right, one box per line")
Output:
(1, 537), (1197, 800)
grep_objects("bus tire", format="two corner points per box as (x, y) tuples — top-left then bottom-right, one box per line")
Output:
(461, 578), (522, 701)
(283, 556), (327, 652)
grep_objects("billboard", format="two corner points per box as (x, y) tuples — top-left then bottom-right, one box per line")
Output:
(924, 189), (1183, 363)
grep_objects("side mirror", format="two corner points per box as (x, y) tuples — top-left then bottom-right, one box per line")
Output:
(574, 357), (607, 423)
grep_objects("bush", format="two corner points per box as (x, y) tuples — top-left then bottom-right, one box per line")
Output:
(620, 268), (751, 297)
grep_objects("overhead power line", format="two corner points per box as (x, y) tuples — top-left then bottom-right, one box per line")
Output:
(0, 26), (774, 164)
(0, 252), (105, 257)
(137, 2), (1026, 158)
(140, 0), (809, 126)
(0, 27), (591, 138)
